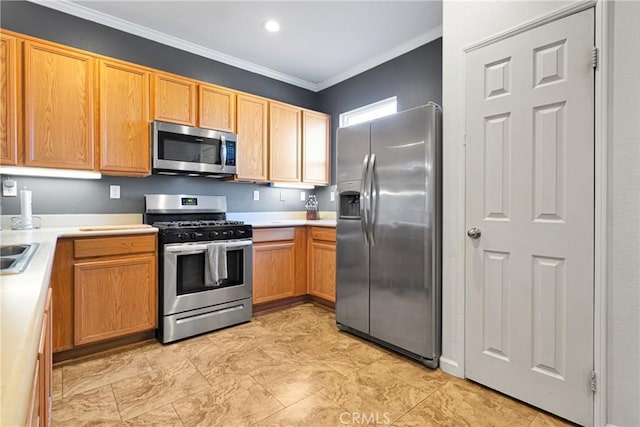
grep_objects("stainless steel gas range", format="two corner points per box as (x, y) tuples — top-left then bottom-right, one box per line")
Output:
(144, 194), (252, 344)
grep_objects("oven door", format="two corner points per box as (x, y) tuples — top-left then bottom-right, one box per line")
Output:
(163, 240), (252, 315)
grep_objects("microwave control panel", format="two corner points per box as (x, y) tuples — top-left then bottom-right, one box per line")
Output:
(226, 141), (236, 166)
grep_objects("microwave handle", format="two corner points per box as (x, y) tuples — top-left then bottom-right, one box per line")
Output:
(165, 240), (252, 253)
(220, 135), (227, 167)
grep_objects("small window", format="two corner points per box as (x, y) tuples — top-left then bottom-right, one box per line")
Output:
(339, 96), (397, 128)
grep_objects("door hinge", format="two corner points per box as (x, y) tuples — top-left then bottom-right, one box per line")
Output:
(592, 46), (599, 70)
(590, 370), (597, 392)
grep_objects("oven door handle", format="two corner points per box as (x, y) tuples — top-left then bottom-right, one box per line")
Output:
(165, 240), (253, 253)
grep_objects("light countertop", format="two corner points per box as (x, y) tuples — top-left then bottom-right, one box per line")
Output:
(226, 211), (336, 229)
(0, 226), (157, 427)
(248, 219), (336, 228)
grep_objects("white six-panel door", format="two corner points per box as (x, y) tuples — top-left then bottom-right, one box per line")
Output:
(465, 9), (594, 426)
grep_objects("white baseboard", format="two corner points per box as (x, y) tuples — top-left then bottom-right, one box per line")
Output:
(439, 356), (464, 378)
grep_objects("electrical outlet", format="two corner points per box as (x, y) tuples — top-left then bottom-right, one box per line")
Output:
(110, 185), (120, 199)
(280, 191), (286, 201)
(2, 179), (17, 197)
(253, 190), (260, 201)
(330, 191), (335, 202)
(300, 191), (306, 201)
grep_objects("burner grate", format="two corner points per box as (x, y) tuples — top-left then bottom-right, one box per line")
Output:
(153, 219), (245, 229)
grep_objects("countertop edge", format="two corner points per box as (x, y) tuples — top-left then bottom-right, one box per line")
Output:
(249, 220), (336, 228)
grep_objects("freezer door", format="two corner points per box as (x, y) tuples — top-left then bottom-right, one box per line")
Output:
(337, 122), (370, 182)
(336, 123), (370, 334)
(368, 104), (440, 359)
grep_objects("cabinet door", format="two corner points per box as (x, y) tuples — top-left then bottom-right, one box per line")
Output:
(152, 72), (196, 126)
(253, 242), (295, 304)
(39, 289), (52, 427)
(269, 102), (302, 182)
(236, 94), (268, 181)
(308, 241), (336, 302)
(0, 33), (19, 166)
(24, 40), (94, 169)
(27, 360), (39, 427)
(74, 255), (157, 346)
(99, 60), (150, 175)
(198, 84), (235, 132)
(302, 110), (330, 185)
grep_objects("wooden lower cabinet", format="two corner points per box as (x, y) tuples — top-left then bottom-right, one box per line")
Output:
(74, 256), (156, 345)
(51, 239), (73, 352)
(28, 288), (52, 427)
(253, 241), (296, 304)
(252, 226), (336, 306)
(252, 227), (306, 305)
(50, 233), (157, 358)
(307, 227), (336, 303)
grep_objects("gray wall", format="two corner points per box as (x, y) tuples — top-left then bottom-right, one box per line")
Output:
(0, 1), (443, 216)
(0, 175), (311, 214)
(315, 39), (443, 210)
(0, 1), (317, 108)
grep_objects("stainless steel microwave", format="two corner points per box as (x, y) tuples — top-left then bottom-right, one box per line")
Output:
(152, 121), (237, 177)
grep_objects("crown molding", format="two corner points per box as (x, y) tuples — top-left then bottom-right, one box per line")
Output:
(316, 25), (443, 91)
(28, 0), (318, 91)
(28, 0), (442, 93)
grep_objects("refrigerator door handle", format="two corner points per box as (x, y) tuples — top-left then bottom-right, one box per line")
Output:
(360, 154), (370, 244)
(368, 153), (377, 246)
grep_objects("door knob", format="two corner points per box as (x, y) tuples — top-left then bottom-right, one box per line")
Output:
(467, 227), (481, 239)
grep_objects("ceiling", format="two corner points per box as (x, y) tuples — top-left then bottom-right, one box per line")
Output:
(32, 1), (442, 91)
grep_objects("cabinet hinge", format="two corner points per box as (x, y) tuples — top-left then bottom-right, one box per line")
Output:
(590, 370), (597, 392)
(592, 46), (599, 70)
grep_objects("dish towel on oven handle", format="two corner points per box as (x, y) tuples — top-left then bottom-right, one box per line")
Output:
(204, 242), (227, 287)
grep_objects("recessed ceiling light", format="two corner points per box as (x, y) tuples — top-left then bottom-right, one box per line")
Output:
(263, 20), (280, 32)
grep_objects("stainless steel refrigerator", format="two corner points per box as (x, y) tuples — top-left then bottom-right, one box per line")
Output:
(336, 103), (442, 368)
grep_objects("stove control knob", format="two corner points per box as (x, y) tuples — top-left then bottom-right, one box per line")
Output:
(190, 232), (203, 239)
(209, 231), (220, 238)
(177, 233), (189, 241)
(236, 230), (246, 237)
(221, 230), (229, 238)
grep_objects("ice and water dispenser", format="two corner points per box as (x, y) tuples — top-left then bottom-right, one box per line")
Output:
(338, 180), (361, 219)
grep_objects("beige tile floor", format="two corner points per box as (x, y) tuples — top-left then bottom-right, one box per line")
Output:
(52, 303), (574, 427)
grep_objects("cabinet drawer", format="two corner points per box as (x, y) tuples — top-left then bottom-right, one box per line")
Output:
(74, 234), (156, 258)
(310, 227), (336, 242)
(253, 227), (295, 243)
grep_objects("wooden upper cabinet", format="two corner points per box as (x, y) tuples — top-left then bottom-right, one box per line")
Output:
(0, 33), (20, 166)
(152, 72), (196, 126)
(99, 60), (150, 176)
(24, 40), (95, 170)
(236, 93), (268, 181)
(198, 84), (235, 132)
(302, 110), (330, 185)
(269, 101), (302, 182)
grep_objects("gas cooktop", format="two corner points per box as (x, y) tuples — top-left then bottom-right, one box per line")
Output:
(152, 220), (245, 229)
